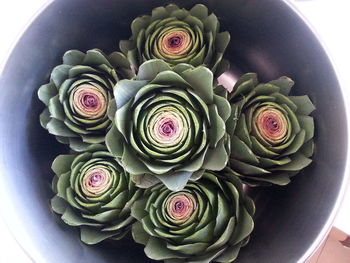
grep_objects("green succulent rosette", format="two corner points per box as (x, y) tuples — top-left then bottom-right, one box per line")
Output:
(50, 144), (143, 245)
(131, 171), (255, 263)
(227, 73), (315, 186)
(119, 4), (230, 76)
(106, 59), (231, 191)
(38, 49), (134, 151)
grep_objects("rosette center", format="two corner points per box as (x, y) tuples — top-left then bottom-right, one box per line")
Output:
(166, 193), (196, 222)
(255, 108), (288, 144)
(159, 30), (192, 57)
(82, 167), (112, 196)
(71, 84), (107, 119)
(151, 111), (185, 145)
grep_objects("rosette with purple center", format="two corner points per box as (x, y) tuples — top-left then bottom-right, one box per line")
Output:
(131, 171), (255, 262)
(50, 144), (143, 245)
(106, 59), (231, 191)
(119, 4), (230, 76)
(38, 49), (134, 151)
(227, 73), (315, 186)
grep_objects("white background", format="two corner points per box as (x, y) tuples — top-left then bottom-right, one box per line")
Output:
(0, 0), (350, 262)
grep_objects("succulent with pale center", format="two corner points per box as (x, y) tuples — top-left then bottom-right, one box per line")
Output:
(38, 49), (134, 151)
(119, 4), (230, 76)
(106, 59), (231, 191)
(50, 144), (143, 245)
(226, 73), (315, 186)
(131, 171), (255, 262)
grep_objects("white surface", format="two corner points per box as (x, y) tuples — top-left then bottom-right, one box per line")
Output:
(0, 0), (349, 262)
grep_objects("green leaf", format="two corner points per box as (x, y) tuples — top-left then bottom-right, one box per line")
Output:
(272, 152), (312, 171)
(214, 94), (231, 122)
(230, 159), (270, 175)
(297, 115), (314, 142)
(46, 119), (77, 137)
(82, 209), (121, 223)
(190, 4), (208, 19)
(51, 65), (72, 88)
(203, 138), (228, 170)
(131, 174), (160, 189)
(137, 59), (172, 80)
(145, 237), (183, 260)
(155, 171), (192, 191)
(69, 138), (90, 152)
(131, 15), (151, 37)
(119, 40), (135, 55)
(82, 49), (111, 67)
(114, 79), (148, 108)
(281, 129), (306, 156)
(167, 242), (209, 255)
(229, 207), (254, 245)
(215, 31), (231, 53)
(132, 221), (149, 245)
(268, 76), (294, 95)
(181, 67), (214, 104)
(48, 95), (64, 121)
(289, 95), (315, 115)
(300, 139), (314, 158)
(80, 226), (116, 245)
(38, 82), (57, 106)
(51, 154), (76, 175)
(63, 50), (85, 65)
(122, 144), (149, 174)
(183, 221), (215, 243)
(56, 172), (70, 199)
(230, 135), (259, 164)
(214, 243), (241, 263)
(62, 207), (101, 227)
(51, 195), (67, 214)
(105, 125), (124, 157)
(203, 13), (218, 34)
(39, 108), (51, 128)
(207, 216), (235, 251)
(150, 70), (190, 88)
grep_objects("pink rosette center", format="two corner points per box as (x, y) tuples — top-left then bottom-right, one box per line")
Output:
(71, 84), (107, 119)
(82, 167), (112, 196)
(166, 194), (196, 222)
(152, 112), (184, 145)
(255, 108), (287, 143)
(159, 30), (191, 56)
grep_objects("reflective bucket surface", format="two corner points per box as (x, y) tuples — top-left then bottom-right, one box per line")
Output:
(0, 0), (347, 263)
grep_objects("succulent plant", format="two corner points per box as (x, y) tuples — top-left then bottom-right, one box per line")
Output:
(119, 4), (230, 76)
(38, 49), (134, 152)
(106, 59), (231, 191)
(227, 73), (315, 186)
(50, 144), (143, 245)
(131, 170), (255, 263)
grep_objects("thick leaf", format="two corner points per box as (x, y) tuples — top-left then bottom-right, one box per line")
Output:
(132, 222), (149, 245)
(268, 76), (294, 95)
(51, 65), (71, 88)
(181, 67), (214, 104)
(38, 82), (57, 106)
(63, 50), (85, 65)
(297, 115), (314, 142)
(114, 79), (148, 108)
(230, 135), (259, 165)
(51, 154), (76, 175)
(272, 152), (312, 171)
(80, 226), (116, 245)
(289, 95), (315, 115)
(137, 59), (172, 80)
(51, 195), (68, 214)
(145, 237), (183, 260)
(155, 171), (192, 191)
